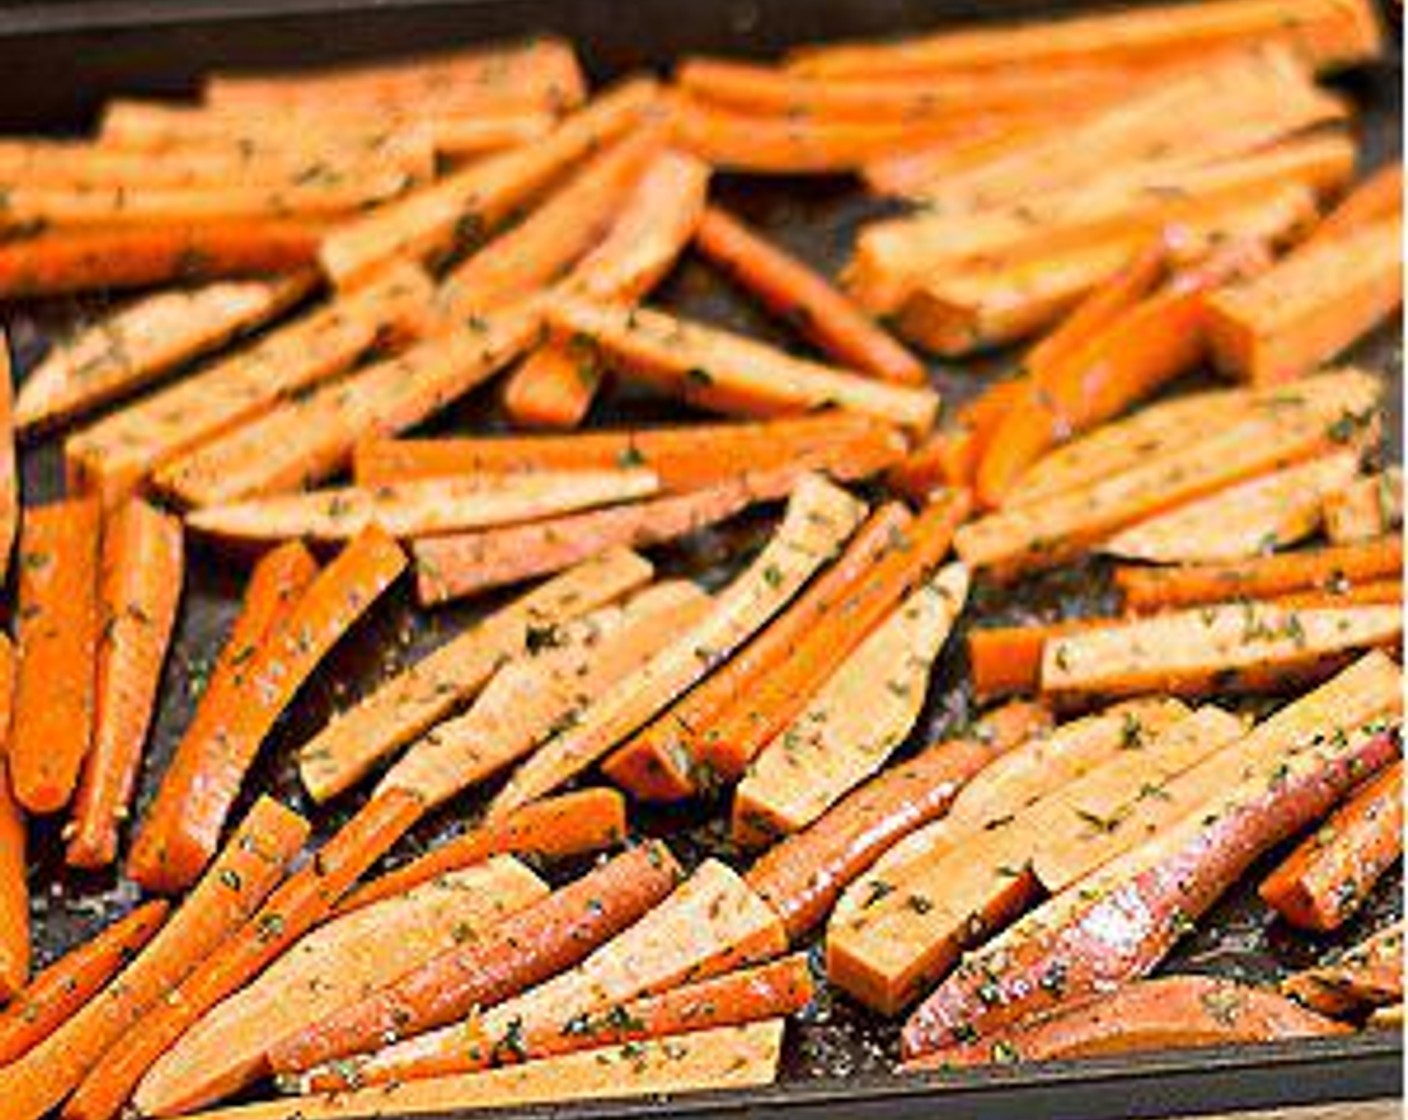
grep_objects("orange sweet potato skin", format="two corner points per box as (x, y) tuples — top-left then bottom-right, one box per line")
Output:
(901, 725), (1401, 1059)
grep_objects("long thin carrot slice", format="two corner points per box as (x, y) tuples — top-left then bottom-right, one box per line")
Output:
(357, 412), (904, 491)
(66, 500), (183, 868)
(64, 789), (421, 1120)
(412, 468), (801, 605)
(1272, 580), (1403, 609)
(695, 205), (926, 385)
(0, 796), (309, 1120)
(697, 490), (970, 784)
(10, 498), (101, 814)
(604, 502), (913, 801)
(503, 149), (711, 428)
(0, 900), (169, 1064)
(1116, 538), (1403, 611)
(300, 954), (811, 1091)
(126, 541), (318, 893)
(338, 788), (627, 913)
(745, 701), (1051, 940)
(268, 841), (682, 1078)
(0, 221), (319, 298)
(1260, 760), (1403, 931)
(0, 637), (23, 1000)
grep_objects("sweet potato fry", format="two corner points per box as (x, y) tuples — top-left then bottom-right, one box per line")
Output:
(1284, 922), (1403, 1015)
(695, 205), (925, 385)
(1041, 602), (1402, 702)
(486, 476), (865, 816)
(1305, 162), (1404, 247)
(268, 842), (683, 1078)
(1324, 467), (1403, 544)
(10, 497), (101, 814)
(546, 297), (940, 434)
(1260, 760), (1403, 931)
(357, 412), (903, 490)
(745, 701), (1051, 940)
(296, 548), (651, 803)
(786, 0), (1382, 77)
(153, 304), (542, 507)
(126, 541), (318, 892)
(0, 796), (309, 1120)
(338, 788), (626, 913)
(16, 275), (314, 435)
(733, 564), (969, 846)
(502, 149), (711, 427)
(0, 900), (168, 1065)
(318, 77), (658, 286)
(66, 500), (183, 869)
(65, 261), (438, 506)
(1102, 451), (1361, 564)
(603, 502), (912, 801)
(132, 858), (548, 1116)
(907, 976), (1347, 1070)
(1116, 536), (1403, 611)
(0, 221), (320, 299)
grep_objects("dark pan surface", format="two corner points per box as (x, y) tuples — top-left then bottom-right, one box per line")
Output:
(0, 1), (1401, 1116)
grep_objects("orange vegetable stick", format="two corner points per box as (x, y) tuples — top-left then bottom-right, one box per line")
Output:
(969, 618), (1124, 699)
(503, 149), (711, 428)
(695, 205), (926, 385)
(126, 541), (318, 893)
(357, 412), (904, 490)
(298, 954), (812, 1091)
(1116, 538), (1404, 611)
(338, 788), (627, 913)
(698, 490), (970, 783)
(10, 498), (101, 814)
(268, 841), (682, 1078)
(64, 789), (422, 1120)
(977, 240), (1260, 507)
(0, 221), (319, 298)
(604, 502), (913, 801)
(745, 701), (1051, 939)
(1272, 580), (1403, 609)
(0, 900), (169, 1064)
(66, 501), (183, 869)
(0, 796), (308, 1120)
(0, 637), (23, 1000)
(1260, 760), (1403, 931)
(0, 337), (15, 584)
(413, 467), (803, 605)
(886, 379), (1025, 497)
(1305, 162), (1403, 248)
(127, 530), (401, 899)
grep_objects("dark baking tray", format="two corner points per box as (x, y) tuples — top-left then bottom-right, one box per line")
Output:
(0, 0), (1402, 1116)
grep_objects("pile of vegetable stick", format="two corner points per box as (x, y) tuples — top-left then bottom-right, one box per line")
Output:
(0, 1), (1400, 1116)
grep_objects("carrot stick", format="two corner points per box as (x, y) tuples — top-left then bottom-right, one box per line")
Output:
(412, 467), (803, 605)
(299, 954), (811, 1091)
(1272, 580), (1403, 609)
(1283, 921), (1403, 1015)
(1260, 760), (1403, 932)
(697, 490), (970, 784)
(338, 789), (627, 914)
(745, 701), (1051, 940)
(0, 796), (308, 1120)
(603, 502), (913, 801)
(503, 149), (711, 428)
(1115, 538), (1403, 611)
(969, 617), (1128, 699)
(976, 240), (1264, 507)
(10, 498), (101, 814)
(0, 338), (14, 585)
(0, 637), (23, 1001)
(695, 206), (926, 385)
(1305, 162), (1404, 248)
(267, 841), (682, 1078)
(66, 500), (183, 869)
(0, 221), (320, 298)
(886, 379), (1024, 498)
(126, 541), (318, 893)
(438, 126), (661, 319)
(124, 529), (402, 901)
(357, 412), (905, 491)
(0, 900), (169, 1064)
(545, 296), (940, 434)
(64, 789), (422, 1120)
